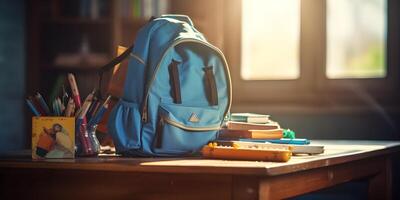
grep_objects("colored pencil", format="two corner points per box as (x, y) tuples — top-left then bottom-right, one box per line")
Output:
(35, 92), (51, 115)
(26, 98), (41, 116)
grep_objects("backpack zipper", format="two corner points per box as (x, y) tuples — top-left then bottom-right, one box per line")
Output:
(162, 115), (221, 131)
(141, 38), (232, 123)
(154, 116), (221, 149)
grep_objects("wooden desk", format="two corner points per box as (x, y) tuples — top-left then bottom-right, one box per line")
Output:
(0, 140), (399, 200)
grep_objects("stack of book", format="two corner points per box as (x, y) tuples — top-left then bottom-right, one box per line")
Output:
(219, 113), (283, 140)
(215, 113), (325, 156)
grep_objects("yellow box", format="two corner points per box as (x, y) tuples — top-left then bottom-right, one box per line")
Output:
(32, 117), (75, 159)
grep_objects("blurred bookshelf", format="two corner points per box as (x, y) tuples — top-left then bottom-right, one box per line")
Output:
(26, 0), (168, 100)
(27, 0), (225, 98)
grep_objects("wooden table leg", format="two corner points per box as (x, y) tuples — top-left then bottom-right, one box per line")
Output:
(368, 157), (392, 200)
(232, 176), (259, 200)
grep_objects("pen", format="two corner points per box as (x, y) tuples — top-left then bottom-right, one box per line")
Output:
(67, 73), (82, 109)
(26, 98), (41, 116)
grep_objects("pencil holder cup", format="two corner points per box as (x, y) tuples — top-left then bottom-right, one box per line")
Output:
(32, 117), (75, 159)
(75, 122), (100, 157)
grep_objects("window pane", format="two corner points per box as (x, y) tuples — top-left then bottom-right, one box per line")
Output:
(241, 0), (300, 80)
(326, 0), (386, 79)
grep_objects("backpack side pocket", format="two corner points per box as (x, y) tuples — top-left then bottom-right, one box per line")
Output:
(107, 99), (142, 153)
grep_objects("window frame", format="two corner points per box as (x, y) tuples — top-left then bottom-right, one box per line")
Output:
(224, 0), (400, 105)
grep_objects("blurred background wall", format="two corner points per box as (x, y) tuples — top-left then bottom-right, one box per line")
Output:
(0, 0), (26, 152)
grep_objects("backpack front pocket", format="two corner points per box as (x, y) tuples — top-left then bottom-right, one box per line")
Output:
(153, 103), (221, 154)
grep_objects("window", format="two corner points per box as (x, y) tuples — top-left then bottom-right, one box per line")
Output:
(326, 0), (386, 79)
(241, 0), (300, 80)
(224, 0), (399, 103)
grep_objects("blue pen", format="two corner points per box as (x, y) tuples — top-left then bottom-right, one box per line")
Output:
(26, 99), (40, 116)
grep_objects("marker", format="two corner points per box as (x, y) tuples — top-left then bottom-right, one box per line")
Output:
(67, 73), (82, 109)
(26, 98), (41, 116)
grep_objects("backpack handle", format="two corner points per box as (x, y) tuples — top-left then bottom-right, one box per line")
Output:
(161, 14), (194, 26)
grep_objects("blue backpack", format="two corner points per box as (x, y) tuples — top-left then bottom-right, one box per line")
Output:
(104, 15), (231, 156)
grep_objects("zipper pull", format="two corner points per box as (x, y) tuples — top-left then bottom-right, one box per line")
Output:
(141, 99), (148, 123)
(155, 118), (164, 148)
(142, 106), (148, 122)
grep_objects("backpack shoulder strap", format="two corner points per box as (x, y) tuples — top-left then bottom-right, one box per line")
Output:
(98, 45), (133, 98)
(97, 17), (157, 98)
(100, 45), (133, 73)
